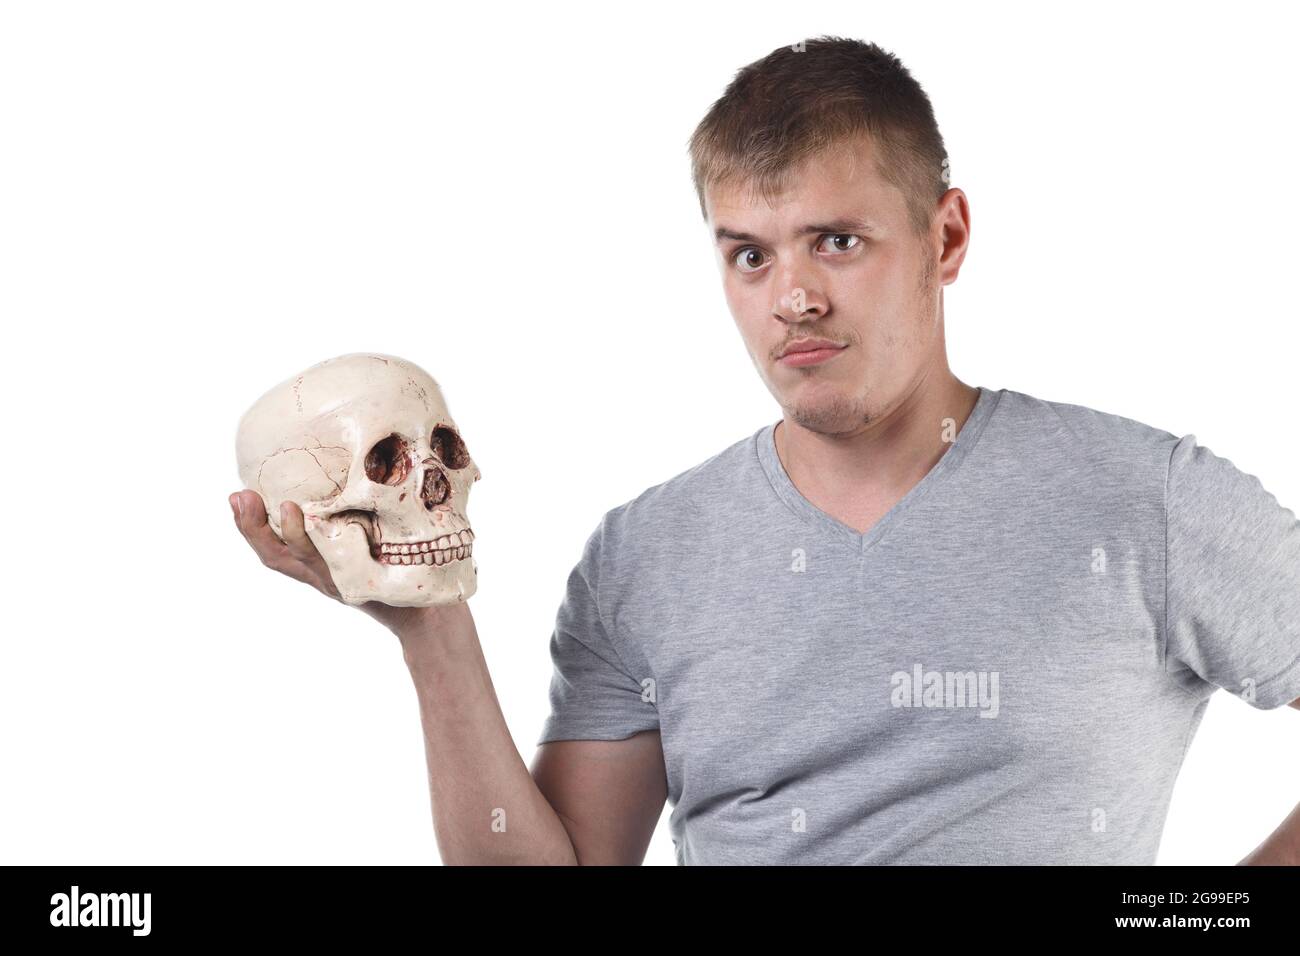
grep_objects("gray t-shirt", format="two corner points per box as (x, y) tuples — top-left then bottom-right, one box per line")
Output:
(537, 386), (1300, 864)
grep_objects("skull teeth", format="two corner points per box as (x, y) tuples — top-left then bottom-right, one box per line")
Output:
(372, 530), (473, 566)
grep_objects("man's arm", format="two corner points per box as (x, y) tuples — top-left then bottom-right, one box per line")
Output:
(398, 606), (578, 865)
(398, 608), (667, 865)
(232, 491), (658, 866)
(530, 731), (668, 865)
(1236, 696), (1300, 865)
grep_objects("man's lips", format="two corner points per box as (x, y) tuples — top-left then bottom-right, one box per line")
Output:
(777, 338), (848, 367)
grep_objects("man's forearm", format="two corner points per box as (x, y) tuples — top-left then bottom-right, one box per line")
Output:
(1238, 799), (1300, 865)
(394, 602), (577, 865)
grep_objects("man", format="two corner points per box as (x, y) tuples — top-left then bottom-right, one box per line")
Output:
(230, 37), (1300, 865)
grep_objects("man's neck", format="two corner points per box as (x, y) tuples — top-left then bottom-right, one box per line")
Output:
(773, 372), (980, 535)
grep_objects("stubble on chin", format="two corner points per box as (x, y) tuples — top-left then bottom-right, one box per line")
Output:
(785, 387), (873, 436)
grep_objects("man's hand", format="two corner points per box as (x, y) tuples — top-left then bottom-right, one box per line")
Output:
(229, 491), (340, 596)
(228, 489), (429, 636)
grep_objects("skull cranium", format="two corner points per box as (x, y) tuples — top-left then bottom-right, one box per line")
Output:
(235, 353), (480, 607)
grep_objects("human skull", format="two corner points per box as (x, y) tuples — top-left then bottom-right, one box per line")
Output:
(235, 353), (480, 607)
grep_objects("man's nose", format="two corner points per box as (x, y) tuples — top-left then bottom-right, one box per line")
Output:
(773, 282), (827, 322)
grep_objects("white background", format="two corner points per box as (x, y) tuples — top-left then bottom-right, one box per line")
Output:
(1, 0), (1296, 866)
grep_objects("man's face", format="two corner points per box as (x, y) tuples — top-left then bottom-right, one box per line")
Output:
(706, 135), (952, 436)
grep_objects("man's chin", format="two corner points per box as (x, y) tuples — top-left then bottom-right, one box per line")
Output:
(783, 394), (870, 435)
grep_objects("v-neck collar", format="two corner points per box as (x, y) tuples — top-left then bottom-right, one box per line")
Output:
(755, 385), (1003, 555)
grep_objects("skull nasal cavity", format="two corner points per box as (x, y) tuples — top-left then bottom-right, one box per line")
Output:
(365, 434), (412, 486)
(431, 425), (471, 469)
(421, 466), (450, 509)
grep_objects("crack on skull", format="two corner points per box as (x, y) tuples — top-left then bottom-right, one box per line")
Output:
(255, 441), (351, 504)
(407, 376), (430, 406)
(302, 447), (345, 497)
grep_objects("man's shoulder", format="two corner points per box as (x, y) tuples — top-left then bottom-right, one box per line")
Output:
(990, 386), (1183, 471)
(596, 425), (766, 541)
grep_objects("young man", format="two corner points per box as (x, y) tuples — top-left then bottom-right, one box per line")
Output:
(230, 37), (1300, 865)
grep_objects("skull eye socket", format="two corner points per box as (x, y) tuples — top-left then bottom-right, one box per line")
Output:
(365, 434), (411, 485)
(431, 425), (471, 469)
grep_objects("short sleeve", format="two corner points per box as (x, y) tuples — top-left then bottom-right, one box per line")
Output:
(537, 515), (660, 744)
(1164, 433), (1300, 709)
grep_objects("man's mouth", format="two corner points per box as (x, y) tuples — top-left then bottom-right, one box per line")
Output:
(777, 339), (848, 368)
(369, 530), (474, 566)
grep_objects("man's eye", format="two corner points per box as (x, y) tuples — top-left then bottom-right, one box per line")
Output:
(732, 247), (768, 273)
(818, 234), (861, 254)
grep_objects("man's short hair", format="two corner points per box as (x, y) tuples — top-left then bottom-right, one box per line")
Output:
(688, 36), (951, 241)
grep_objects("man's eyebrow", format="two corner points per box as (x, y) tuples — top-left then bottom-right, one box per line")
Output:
(713, 217), (879, 244)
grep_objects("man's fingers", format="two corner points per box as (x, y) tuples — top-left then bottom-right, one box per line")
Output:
(279, 500), (341, 597)
(231, 488), (268, 531)
(230, 490), (294, 570)
(230, 490), (338, 595)
(279, 500), (313, 559)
